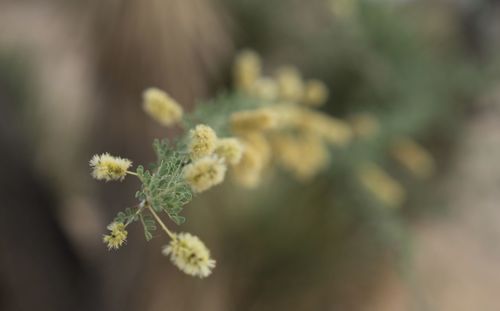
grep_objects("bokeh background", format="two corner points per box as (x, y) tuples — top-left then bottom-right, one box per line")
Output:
(1, 0), (500, 310)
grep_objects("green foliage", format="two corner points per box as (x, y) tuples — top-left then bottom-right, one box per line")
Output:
(135, 140), (192, 226)
(114, 207), (140, 225)
(139, 213), (156, 241)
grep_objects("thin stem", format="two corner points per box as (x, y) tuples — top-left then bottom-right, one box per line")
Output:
(127, 171), (138, 176)
(146, 203), (175, 240)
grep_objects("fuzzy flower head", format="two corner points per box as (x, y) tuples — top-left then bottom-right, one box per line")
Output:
(298, 111), (352, 147)
(275, 66), (304, 103)
(271, 133), (330, 181)
(230, 108), (277, 134)
(215, 138), (244, 166)
(90, 153), (132, 182)
(188, 124), (218, 160)
(232, 143), (265, 188)
(357, 163), (406, 208)
(103, 222), (128, 250)
(251, 77), (278, 102)
(391, 138), (435, 179)
(233, 49), (262, 92)
(183, 156), (227, 193)
(162, 232), (216, 278)
(303, 79), (329, 107)
(142, 88), (183, 126)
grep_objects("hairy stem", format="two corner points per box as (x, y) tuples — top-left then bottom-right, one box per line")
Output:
(146, 202), (175, 239)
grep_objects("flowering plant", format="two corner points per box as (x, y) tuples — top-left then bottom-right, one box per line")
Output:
(90, 50), (434, 278)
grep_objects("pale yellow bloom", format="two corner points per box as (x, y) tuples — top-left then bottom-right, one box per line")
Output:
(230, 108), (277, 134)
(349, 113), (380, 138)
(142, 88), (183, 126)
(232, 143), (265, 188)
(303, 79), (329, 107)
(275, 66), (304, 102)
(357, 163), (406, 208)
(183, 156), (227, 193)
(90, 153), (132, 182)
(240, 132), (272, 166)
(215, 138), (244, 166)
(250, 77), (278, 102)
(271, 133), (330, 181)
(391, 138), (435, 179)
(298, 111), (352, 146)
(268, 104), (303, 128)
(162, 232), (216, 278)
(188, 124), (218, 160)
(103, 222), (128, 250)
(233, 49), (262, 92)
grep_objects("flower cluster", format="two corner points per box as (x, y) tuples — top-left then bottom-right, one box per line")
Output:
(229, 51), (354, 185)
(90, 49), (436, 280)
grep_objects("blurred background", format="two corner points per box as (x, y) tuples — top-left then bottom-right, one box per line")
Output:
(1, 0), (500, 310)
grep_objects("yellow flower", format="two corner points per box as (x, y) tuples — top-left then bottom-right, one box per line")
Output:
(391, 138), (435, 179)
(298, 111), (352, 146)
(271, 133), (330, 181)
(183, 156), (227, 193)
(268, 104), (303, 128)
(349, 113), (379, 138)
(215, 138), (244, 166)
(232, 142), (265, 188)
(303, 79), (329, 107)
(230, 108), (277, 134)
(357, 163), (406, 208)
(162, 232), (216, 278)
(89, 153), (132, 182)
(275, 66), (304, 102)
(240, 132), (272, 166)
(250, 77), (278, 102)
(188, 124), (218, 160)
(142, 88), (183, 126)
(233, 49), (262, 92)
(103, 222), (128, 250)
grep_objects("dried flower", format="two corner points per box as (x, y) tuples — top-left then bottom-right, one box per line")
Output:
(162, 232), (216, 278)
(357, 163), (406, 208)
(215, 138), (244, 166)
(183, 156), (227, 193)
(230, 108), (277, 134)
(90, 153), (132, 182)
(188, 124), (218, 160)
(391, 138), (435, 179)
(142, 88), (183, 126)
(233, 49), (262, 92)
(275, 66), (304, 102)
(103, 222), (128, 250)
(303, 79), (329, 107)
